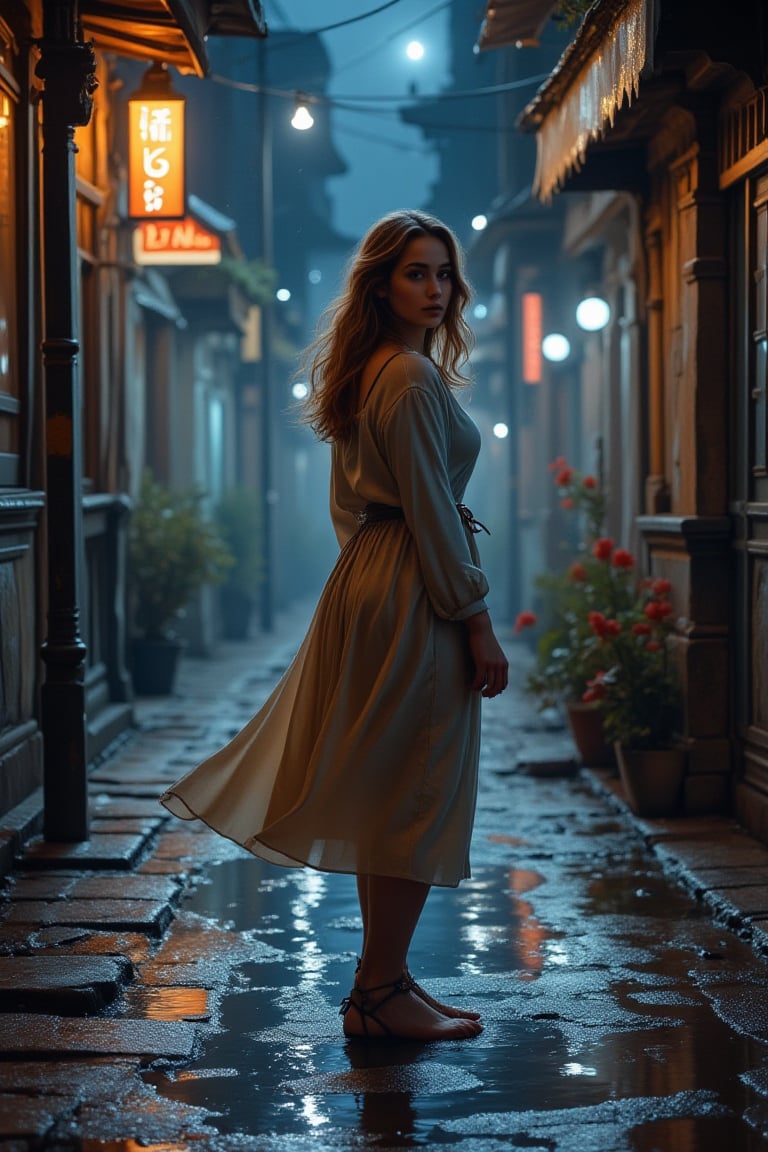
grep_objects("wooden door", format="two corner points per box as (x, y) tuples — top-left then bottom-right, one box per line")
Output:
(733, 169), (768, 837)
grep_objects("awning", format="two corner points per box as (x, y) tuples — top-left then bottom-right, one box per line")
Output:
(518, 0), (654, 201)
(80, 0), (267, 77)
(476, 1), (558, 50)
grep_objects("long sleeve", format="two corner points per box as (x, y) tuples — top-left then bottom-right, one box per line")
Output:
(380, 378), (489, 621)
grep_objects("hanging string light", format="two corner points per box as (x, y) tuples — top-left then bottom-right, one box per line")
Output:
(291, 95), (314, 131)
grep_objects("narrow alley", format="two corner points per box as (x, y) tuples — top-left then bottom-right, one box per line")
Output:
(1, 604), (768, 1150)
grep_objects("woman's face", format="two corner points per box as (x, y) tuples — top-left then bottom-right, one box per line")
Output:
(382, 234), (453, 341)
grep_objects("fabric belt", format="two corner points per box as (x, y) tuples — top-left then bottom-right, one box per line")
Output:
(356, 502), (490, 535)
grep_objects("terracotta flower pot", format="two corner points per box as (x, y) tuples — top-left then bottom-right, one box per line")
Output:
(615, 743), (686, 817)
(566, 701), (616, 768)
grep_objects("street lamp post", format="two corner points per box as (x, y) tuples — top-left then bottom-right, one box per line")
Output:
(36, 2), (96, 842)
(258, 40), (274, 632)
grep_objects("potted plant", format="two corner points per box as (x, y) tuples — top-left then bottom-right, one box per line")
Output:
(581, 575), (686, 816)
(128, 470), (233, 694)
(516, 459), (630, 766)
(214, 487), (263, 640)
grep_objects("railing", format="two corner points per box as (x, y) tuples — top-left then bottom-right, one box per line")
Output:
(720, 87), (768, 189)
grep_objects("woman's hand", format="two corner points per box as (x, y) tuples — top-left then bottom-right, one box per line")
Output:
(465, 611), (509, 698)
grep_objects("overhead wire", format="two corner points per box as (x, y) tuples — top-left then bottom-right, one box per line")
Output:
(209, 72), (552, 105)
(267, 0), (406, 45)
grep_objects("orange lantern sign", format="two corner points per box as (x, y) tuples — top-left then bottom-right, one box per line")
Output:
(128, 62), (185, 220)
(133, 218), (222, 265)
(521, 292), (543, 385)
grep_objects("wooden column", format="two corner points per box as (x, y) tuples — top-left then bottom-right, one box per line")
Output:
(644, 207), (670, 513)
(35, 2), (96, 841)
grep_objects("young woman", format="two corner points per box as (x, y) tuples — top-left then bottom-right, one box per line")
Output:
(161, 210), (509, 1042)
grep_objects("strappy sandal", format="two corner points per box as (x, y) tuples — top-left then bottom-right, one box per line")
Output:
(402, 966), (482, 1021)
(339, 975), (412, 1039)
(352, 957), (481, 1022)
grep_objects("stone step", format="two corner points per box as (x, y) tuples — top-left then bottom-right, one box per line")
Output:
(0, 955), (133, 1014)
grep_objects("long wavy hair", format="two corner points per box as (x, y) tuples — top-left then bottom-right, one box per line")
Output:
(300, 210), (474, 442)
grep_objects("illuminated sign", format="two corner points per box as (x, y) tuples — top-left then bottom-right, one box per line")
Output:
(133, 218), (222, 265)
(128, 95), (185, 219)
(521, 292), (543, 384)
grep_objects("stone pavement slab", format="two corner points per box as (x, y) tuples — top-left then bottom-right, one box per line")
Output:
(3, 897), (173, 936)
(90, 816), (164, 835)
(19, 831), (152, 870)
(692, 864), (768, 889)
(90, 796), (172, 819)
(0, 1013), (196, 1058)
(0, 1092), (78, 1139)
(66, 874), (182, 901)
(35, 928), (155, 963)
(647, 834), (768, 870)
(4, 874), (77, 900)
(0, 955), (133, 1013)
(708, 886), (768, 917)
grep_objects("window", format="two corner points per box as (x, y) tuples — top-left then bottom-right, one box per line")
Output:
(0, 30), (18, 484)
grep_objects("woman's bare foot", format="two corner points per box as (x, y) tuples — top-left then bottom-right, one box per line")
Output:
(340, 978), (482, 1042)
(404, 969), (481, 1021)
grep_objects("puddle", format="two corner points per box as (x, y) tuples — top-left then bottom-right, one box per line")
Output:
(138, 854), (768, 1147)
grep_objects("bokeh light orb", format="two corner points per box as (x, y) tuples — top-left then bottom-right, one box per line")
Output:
(541, 333), (571, 362)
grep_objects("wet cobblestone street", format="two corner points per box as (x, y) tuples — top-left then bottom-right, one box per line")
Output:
(2, 603), (768, 1150)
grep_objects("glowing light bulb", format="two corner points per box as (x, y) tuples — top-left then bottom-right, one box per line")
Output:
(291, 103), (314, 131)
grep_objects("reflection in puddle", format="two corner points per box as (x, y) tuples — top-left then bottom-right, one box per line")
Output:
(81, 1144), (191, 1152)
(122, 986), (210, 1021)
(140, 852), (768, 1149)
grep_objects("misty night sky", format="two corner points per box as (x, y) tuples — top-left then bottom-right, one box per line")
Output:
(266, 0), (453, 237)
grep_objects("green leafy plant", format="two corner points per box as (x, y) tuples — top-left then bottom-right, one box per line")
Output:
(516, 457), (683, 749)
(214, 487), (263, 597)
(128, 470), (233, 640)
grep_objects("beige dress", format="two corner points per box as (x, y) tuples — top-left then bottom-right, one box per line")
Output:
(160, 353), (490, 887)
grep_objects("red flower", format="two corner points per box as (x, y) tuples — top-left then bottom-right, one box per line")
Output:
(568, 561), (587, 582)
(631, 622), (651, 635)
(582, 475), (597, 489)
(652, 577), (672, 595)
(560, 497), (574, 509)
(611, 548), (634, 569)
(514, 610), (537, 634)
(588, 611), (621, 639)
(548, 455), (568, 472)
(646, 640), (661, 651)
(583, 671), (609, 701)
(592, 537), (614, 561)
(644, 599), (673, 622)
(555, 467), (574, 487)
(582, 684), (606, 702)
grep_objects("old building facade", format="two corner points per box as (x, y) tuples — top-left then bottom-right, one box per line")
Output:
(476, 0), (768, 838)
(0, 0), (266, 848)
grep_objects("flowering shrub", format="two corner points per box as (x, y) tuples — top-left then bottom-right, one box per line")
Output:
(582, 576), (682, 750)
(516, 458), (682, 748)
(517, 460), (631, 708)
